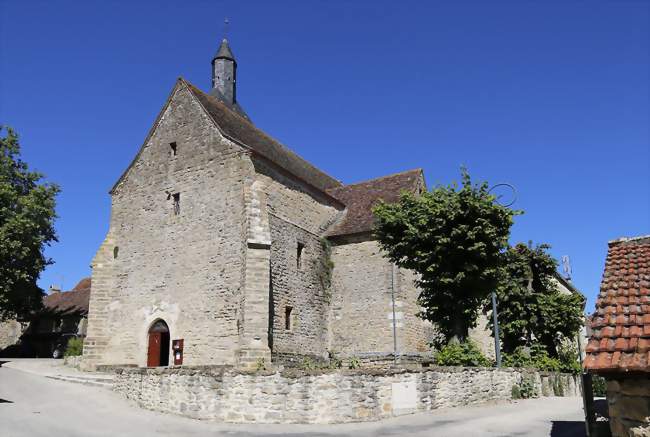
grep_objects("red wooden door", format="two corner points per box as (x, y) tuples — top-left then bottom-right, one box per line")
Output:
(147, 332), (162, 367)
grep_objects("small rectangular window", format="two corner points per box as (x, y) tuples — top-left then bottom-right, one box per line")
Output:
(170, 142), (177, 157)
(297, 243), (304, 270)
(285, 306), (293, 331)
(172, 193), (180, 215)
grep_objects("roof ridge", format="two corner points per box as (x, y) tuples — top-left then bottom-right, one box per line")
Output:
(184, 79), (281, 143)
(608, 235), (650, 246)
(182, 78), (343, 192)
(181, 78), (251, 124)
(335, 168), (423, 189)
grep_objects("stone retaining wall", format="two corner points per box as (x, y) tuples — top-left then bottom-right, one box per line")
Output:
(606, 377), (650, 437)
(113, 366), (580, 424)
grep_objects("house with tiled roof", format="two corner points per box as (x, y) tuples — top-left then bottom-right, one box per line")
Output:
(82, 38), (440, 370)
(584, 235), (650, 437)
(0, 278), (91, 358)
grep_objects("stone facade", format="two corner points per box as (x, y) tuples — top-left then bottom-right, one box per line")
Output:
(113, 366), (580, 424)
(330, 236), (435, 357)
(84, 83), (252, 368)
(606, 377), (650, 437)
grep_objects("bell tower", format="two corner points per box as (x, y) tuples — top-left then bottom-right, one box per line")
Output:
(211, 38), (237, 105)
(209, 36), (250, 120)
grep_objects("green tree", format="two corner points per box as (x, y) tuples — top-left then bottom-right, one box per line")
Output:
(373, 168), (520, 343)
(488, 242), (584, 356)
(0, 126), (60, 320)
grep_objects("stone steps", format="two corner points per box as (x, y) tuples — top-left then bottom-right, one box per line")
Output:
(46, 373), (114, 389)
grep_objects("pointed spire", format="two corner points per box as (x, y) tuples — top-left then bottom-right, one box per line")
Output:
(213, 38), (235, 63)
(209, 36), (249, 120)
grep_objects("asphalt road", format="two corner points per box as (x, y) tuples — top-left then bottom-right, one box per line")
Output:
(0, 363), (587, 437)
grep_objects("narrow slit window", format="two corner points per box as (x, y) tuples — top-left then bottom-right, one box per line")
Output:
(285, 306), (293, 331)
(297, 243), (304, 270)
(169, 142), (177, 157)
(172, 193), (180, 215)
(113, 246), (119, 259)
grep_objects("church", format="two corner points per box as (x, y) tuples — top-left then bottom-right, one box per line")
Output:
(82, 38), (441, 370)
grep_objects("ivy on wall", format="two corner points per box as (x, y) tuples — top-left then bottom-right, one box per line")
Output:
(313, 238), (334, 302)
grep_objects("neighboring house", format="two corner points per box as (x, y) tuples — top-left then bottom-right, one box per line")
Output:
(584, 236), (650, 437)
(553, 273), (588, 358)
(82, 37), (446, 370)
(554, 273), (582, 297)
(0, 278), (90, 358)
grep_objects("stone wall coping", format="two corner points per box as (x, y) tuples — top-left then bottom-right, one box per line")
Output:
(111, 364), (575, 379)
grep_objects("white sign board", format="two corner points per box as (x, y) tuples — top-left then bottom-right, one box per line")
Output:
(391, 380), (417, 416)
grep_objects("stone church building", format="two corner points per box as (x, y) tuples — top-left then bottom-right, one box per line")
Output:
(82, 39), (438, 370)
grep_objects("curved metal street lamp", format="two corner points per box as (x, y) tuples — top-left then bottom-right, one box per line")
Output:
(487, 183), (518, 368)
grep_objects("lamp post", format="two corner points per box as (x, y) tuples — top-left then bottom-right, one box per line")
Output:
(491, 291), (502, 367)
(488, 183), (517, 368)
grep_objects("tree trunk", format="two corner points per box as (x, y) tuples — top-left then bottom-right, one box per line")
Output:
(449, 317), (467, 344)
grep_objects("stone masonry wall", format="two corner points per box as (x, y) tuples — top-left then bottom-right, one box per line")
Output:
(269, 215), (330, 363)
(113, 366), (580, 424)
(330, 238), (435, 357)
(606, 377), (650, 437)
(84, 82), (252, 368)
(0, 319), (26, 352)
(251, 157), (343, 236)
(250, 156), (342, 365)
(469, 314), (497, 360)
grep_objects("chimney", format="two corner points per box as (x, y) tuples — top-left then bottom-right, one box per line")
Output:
(49, 284), (61, 294)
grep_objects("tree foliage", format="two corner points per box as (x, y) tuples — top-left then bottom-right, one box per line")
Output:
(373, 168), (520, 342)
(487, 242), (584, 356)
(0, 126), (60, 320)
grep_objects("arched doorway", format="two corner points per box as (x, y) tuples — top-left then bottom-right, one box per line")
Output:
(147, 319), (170, 367)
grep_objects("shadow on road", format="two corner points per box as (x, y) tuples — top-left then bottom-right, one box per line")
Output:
(0, 398), (13, 403)
(551, 420), (586, 437)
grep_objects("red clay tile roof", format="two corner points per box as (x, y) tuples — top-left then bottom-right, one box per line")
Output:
(325, 169), (425, 237)
(43, 278), (91, 316)
(71, 277), (91, 292)
(584, 236), (650, 374)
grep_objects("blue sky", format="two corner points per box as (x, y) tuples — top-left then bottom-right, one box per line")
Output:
(0, 1), (648, 312)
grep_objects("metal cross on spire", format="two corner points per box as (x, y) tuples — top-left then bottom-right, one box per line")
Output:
(223, 17), (230, 40)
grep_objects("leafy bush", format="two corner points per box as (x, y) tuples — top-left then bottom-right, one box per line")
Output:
(348, 356), (361, 369)
(435, 340), (492, 367)
(502, 344), (560, 371)
(64, 337), (83, 357)
(511, 375), (538, 399)
(592, 375), (607, 397)
(328, 356), (342, 370)
(255, 357), (267, 371)
(556, 341), (582, 374)
(300, 357), (317, 370)
(502, 343), (581, 374)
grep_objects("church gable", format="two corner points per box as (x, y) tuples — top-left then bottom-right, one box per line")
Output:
(110, 80), (247, 196)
